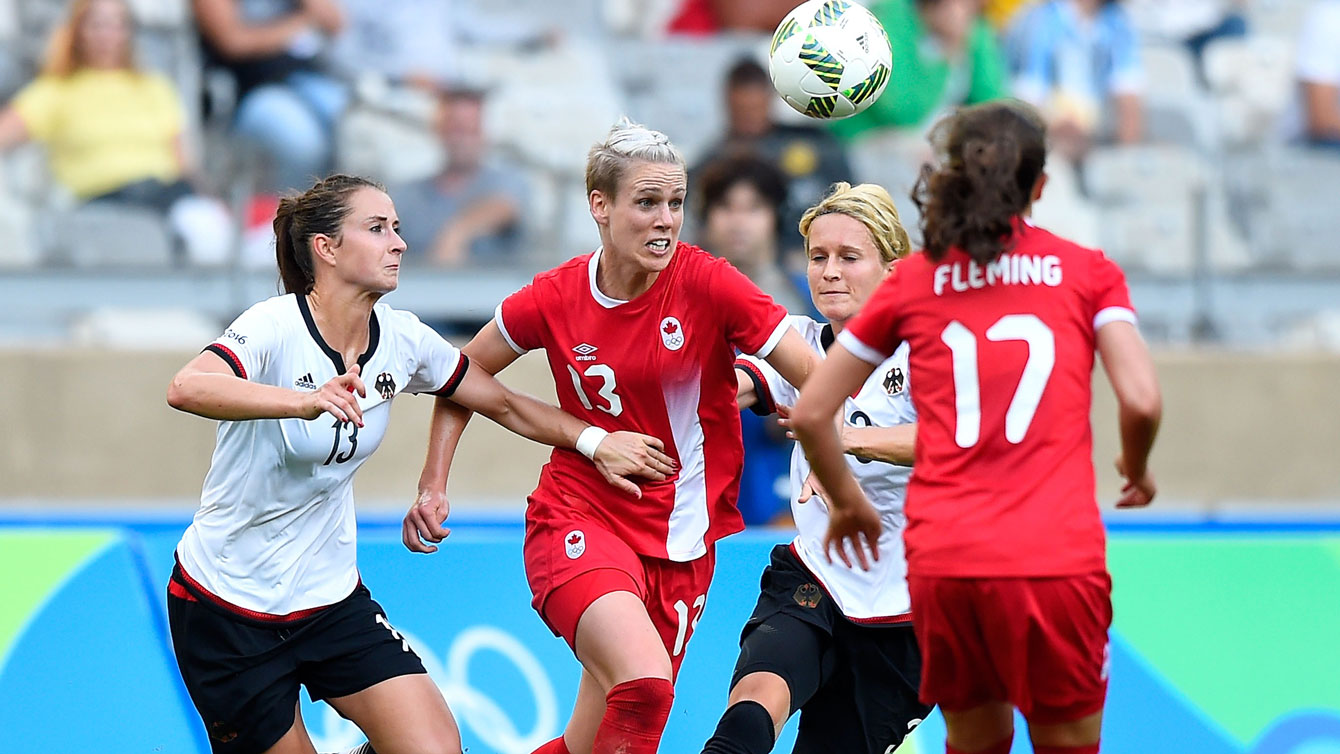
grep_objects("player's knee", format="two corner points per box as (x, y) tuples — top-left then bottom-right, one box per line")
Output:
(606, 676), (675, 730)
(728, 671), (791, 727)
(1026, 709), (1103, 750)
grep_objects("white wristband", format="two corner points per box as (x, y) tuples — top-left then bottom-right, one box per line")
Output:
(575, 426), (609, 460)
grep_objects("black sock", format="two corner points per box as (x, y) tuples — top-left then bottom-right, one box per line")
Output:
(702, 700), (777, 754)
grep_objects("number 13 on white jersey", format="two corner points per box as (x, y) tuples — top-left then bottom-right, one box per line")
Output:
(941, 314), (1055, 448)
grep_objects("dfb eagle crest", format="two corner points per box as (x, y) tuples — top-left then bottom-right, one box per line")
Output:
(883, 366), (905, 395)
(375, 372), (396, 399)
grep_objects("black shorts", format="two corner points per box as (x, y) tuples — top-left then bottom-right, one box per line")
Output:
(167, 565), (426, 754)
(731, 545), (934, 754)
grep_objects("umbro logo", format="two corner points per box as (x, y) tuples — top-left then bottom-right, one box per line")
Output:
(573, 343), (598, 362)
(294, 373), (318, 390)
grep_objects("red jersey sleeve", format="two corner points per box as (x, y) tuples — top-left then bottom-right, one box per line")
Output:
(840, 265), (905, 364)
(495, 282), (547, 354)
(1089, 251), (1137, 332)
(710, 257), (789, 357)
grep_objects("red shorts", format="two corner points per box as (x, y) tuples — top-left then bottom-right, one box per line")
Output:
(908, 572), (1113, 724)
(523, 513), (716, 679)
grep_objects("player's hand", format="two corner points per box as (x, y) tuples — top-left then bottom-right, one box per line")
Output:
(1114, 456), (1156, 509)
(592, 431), (678, 498)
(301, 364), (366, 426)
(776, 404), (799, 440)
(402, 487), (451, 553)
(822, 496), (881, 571)
(796, 471), (829, 511)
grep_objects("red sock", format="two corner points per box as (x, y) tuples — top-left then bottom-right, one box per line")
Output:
(946, 737), (1013, 754)
(592, 677), (675, 754)
(530, 736), (572, 754)
(1033, 745), (1099, 754)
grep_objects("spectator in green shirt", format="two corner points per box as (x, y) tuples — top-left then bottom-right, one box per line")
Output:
(831, 0), (1011, 140)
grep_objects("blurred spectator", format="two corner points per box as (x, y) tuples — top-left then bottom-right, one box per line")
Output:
(0, 0), (232, 263)
(329, 0), (552, 89)
(984, 0), (1039, 29)
(194, 0), (348, 191)
(1009, 0), (1144, 162)
(667, 0), (796, 34)
(693, 152), (801, 528)
(1127, 0), (1247, 77)
(830, 0), (1011, 139)
(694, 58), (854, 253)
(695, 152), (811, 314)
(388, 84), (528, 266)
(1293, 0), (1340, 148)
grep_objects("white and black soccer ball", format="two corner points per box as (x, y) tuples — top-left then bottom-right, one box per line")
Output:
(768, 0), (893, 120)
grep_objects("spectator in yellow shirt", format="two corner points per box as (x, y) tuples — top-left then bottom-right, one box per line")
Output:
(0, 0), (232, 263)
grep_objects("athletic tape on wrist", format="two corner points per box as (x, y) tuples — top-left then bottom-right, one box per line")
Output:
(576, 426), (609, 460)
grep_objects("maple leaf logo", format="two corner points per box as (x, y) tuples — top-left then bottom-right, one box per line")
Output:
(663, 321), (678, 335)
(567, 533), (581, 545)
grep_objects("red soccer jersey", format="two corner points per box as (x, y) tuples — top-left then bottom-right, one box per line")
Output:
(839, 221), (1136, 577)
(497, 243), (790, 561)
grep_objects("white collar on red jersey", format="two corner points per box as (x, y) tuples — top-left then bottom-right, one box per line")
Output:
(588, 246), (629, 309)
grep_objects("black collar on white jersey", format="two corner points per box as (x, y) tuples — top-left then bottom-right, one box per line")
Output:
(296, 294), (381, 374)
(820, 324), (835, 353)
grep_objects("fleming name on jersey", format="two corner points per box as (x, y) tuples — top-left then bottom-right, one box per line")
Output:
(932, 252), (1064, 296)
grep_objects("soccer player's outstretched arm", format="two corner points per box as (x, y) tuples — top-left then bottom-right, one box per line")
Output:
(792, 344), (882, 570)
(167, 351), (366, 424)
(762, 327), (822, 391)
(1096, 320), (1162, 508)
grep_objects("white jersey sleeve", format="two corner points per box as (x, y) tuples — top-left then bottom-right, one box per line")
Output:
(390, 309), (469, 397)
(205, 299), (286, 382)
(734, 315), (814, 414)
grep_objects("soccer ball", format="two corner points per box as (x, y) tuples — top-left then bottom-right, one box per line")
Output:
(768, 0), (893, 120)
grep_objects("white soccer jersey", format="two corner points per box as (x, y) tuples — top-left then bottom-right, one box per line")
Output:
(736, 315), (915, 622)
(176, 294), (468, 616)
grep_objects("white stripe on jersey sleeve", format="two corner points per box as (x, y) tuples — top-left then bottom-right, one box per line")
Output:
(494, 303), (527, 355)
(750, 316), (792, 358)
(1093, 306), (1138, 332)
(836, 329), (889, 365)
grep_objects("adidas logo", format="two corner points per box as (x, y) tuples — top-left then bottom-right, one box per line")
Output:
(294, 373), (317, 390)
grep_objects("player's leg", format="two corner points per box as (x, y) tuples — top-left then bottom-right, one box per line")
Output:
(166, 570), (308, 754)
(798, 622), (934, 754)
(1027, 711), (1104, 754)
(703, 613), (831, 754)
(906, 576), (1014, 754)
(1019, 573), (1114, 754)
(532, 669), (607, 754)
(301, 586), (460, 754)
(324, 674), (461, 754)
(261, 704), (318, 754)
(941, 704), (1015, 754)
(701, 544), (842, 754)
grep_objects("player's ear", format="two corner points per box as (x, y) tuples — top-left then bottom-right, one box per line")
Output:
(589, 189), (610, 226)
(1031, 172), (1047, 204)
(311, 232), (339, 267)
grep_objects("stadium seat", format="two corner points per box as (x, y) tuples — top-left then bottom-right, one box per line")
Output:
(1031, 156), (1101, 249)
(337, 83), (443, 185)
(481, 40), (623, 175)
(1086, 145), (1209, 274)
(0, 197), (37, 268)
(1247, 148), (1340, 271)
(125, 0), (190, 28)
(1202, 35), (1295, 148)
(69, 307), (223, 349)
(45, 204), (175, 268)
(609, 36), (765, 165)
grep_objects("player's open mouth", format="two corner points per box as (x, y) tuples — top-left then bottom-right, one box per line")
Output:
(646, 239), (671, 253)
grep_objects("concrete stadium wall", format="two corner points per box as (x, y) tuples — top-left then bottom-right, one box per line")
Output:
(1, 347), (1337, 508)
